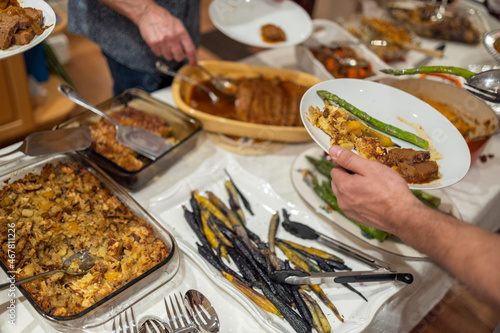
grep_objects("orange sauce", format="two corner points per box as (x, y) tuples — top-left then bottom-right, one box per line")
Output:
(189, 81), (237, 119)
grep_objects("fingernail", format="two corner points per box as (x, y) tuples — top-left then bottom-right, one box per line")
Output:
(329, 146), (342, 161)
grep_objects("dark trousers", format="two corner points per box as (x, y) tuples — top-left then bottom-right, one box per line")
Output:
(103, 52), (177, 96)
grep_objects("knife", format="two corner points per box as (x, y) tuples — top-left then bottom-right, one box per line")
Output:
(414, 43), (446, 67)
(282, 219), (396, 272)
(269, 269), (414, 285)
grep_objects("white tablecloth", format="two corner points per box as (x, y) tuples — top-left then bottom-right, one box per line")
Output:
(1, 2), (500, 331)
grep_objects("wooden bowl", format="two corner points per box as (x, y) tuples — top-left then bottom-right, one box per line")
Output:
(172, 60), (322, 143)
(390, 78), (499, 164)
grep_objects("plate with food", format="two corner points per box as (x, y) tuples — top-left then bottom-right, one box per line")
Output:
(300, 79), (470, 190)
(172, 60), (322, 143)
(208, 0), (312, 48)
(295, 19), (392, 81)
(0, 0), (56, 59)
(291, 146), (462, 258)
(146, 153), (410, 333)
(384, 0), (488, 45)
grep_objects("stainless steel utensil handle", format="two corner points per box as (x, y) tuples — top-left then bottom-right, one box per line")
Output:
(0, 269), (62, 291)
(197, 64), (215, 80)
(0, 143), (24, 159)
(57, 84), (120, 128)
(156, 61), (219, 104)
(334, 272), (413, 284)
(317, 232), (396, 272)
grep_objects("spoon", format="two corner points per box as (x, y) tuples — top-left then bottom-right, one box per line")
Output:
(380, 66), (500, 95)
(140, 316), (171, 333)
(155, 61), (219, 105)
(197, 64), (238, 96)
(184, 289), (220, 333)
(0, 249), (95, 291)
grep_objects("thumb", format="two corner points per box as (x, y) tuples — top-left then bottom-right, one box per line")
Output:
(329, 145), (369, 175)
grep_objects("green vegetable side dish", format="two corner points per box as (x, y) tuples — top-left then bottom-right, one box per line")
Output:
(316, 90), (430, 149)
(380, 66), (476, 80)
(303, 156), (442, 242)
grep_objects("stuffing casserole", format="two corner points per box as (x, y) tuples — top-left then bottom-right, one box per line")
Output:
(0, 161), (169, 316)
(88, 107), (177, 172)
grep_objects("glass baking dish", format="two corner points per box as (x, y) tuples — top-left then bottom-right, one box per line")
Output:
(55, 88), (203, 191)
(0, 153), (180, 331)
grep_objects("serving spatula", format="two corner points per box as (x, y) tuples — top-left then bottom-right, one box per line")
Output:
(0, 127), (92, 159)
(58, 84), (172, 161)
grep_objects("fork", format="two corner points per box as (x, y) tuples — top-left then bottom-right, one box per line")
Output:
(164, 293), (196, 333)
(112, 307), (139, 333)
(464, 83), (500, 103)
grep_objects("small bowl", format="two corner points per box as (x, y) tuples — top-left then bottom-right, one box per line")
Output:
(390, 78), (499, 164)
(483, 29), (500, 64)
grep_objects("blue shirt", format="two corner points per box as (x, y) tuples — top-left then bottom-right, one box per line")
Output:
(68, 0), (200, 74)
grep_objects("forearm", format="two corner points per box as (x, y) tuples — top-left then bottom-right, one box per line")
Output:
(97, 0), (158, 25)
(394, 203), (500, 309)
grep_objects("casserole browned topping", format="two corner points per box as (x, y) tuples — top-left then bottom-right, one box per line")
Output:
(89, 107), (176, 172)
(0, 161), (169, 316)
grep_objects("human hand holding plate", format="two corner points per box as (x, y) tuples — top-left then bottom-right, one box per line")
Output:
(299, 79), (470, 190)
(208, 0), (312, 48)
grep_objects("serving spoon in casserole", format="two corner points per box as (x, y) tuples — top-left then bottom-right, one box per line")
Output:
(0, 249), (95, 291)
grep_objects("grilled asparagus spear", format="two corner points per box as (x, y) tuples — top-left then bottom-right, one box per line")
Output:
(317, 90), (429, 149)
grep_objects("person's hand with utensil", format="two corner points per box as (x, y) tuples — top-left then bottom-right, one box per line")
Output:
(68, 1), (200, 95)
(98, 0), (198, 66)
(328, 145), (500, 309)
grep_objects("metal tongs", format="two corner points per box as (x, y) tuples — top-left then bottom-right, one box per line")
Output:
(275, 219), (414, 285)
(269, 269), (413, 285)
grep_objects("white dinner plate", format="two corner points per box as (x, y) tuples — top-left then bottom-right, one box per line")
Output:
(208, 0), (312, 48)
(300, 79), (471, 190)
(147, 153), (409, 333)
(291, 146), (462, 259)
(0, 0), (56, 60)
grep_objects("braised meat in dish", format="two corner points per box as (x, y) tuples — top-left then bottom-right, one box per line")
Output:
(0, 1), (45, 50)
(188, 76), (309, 127)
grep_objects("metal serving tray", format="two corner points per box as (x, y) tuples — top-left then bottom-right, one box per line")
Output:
(0, 153), (180, 331)
(56, 88), (203, 191)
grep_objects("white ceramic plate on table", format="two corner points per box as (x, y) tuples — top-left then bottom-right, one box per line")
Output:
(291, 146), (462, 259)
(300, 79), (471, 190)
(0, 0), (56, 60)
(208, 0), (312, 48)
(146, 153), (409, 333)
